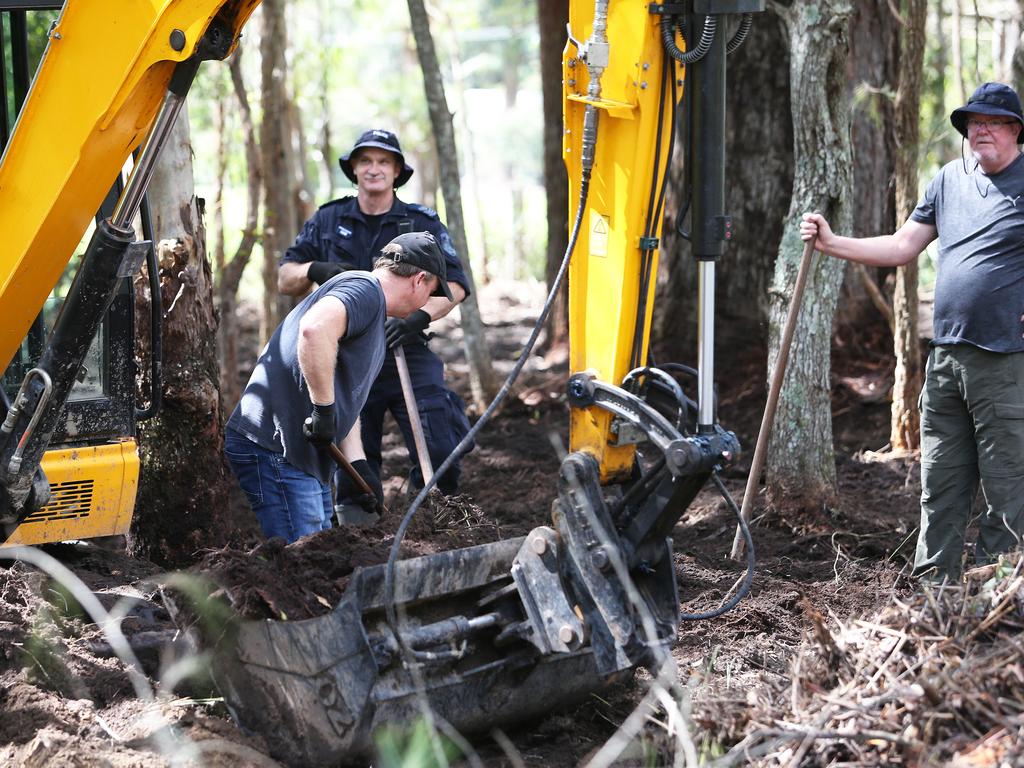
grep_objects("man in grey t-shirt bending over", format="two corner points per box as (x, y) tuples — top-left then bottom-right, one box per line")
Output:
(801, 82), (1024, 581)
(225, 232), (452, 543)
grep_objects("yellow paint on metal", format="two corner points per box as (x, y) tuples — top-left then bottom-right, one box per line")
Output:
(563, 0), (682, 481)
(3, 441), (140, 546)
(0, 0), (260, 374)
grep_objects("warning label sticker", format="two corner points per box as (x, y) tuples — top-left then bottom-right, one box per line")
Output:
(590, 211), (608, 257)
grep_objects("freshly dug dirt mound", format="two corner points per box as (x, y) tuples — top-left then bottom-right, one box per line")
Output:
(189, 490), (504, 622)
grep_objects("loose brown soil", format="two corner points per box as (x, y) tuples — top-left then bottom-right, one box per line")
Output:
(0, 284), (962, 767)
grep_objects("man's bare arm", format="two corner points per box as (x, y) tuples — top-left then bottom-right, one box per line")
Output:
(297, 296), (347, 404)
(339, 417), (367, 462)
(279, 261), (315, 296)
(800, 213), (937, 268)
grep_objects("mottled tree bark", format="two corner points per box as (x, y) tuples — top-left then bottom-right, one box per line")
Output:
(766, 0), (853, 506)
(259, 0), (294, 342)
(218, 47), (262, 414)
(890, 0), (927, 452)
(406, 0), (498, 409)
(129, 107), (233, 566)
(951, 0), (966, 105)
(1013, 0), (1024, 97)
(837, 0), (899, 336)
(538, 0), (570, 357)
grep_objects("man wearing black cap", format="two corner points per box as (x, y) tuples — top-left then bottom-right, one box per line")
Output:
(800, 82), (1024, 581)
(226, 232), (450, 543)
(277, 128), (474, 518)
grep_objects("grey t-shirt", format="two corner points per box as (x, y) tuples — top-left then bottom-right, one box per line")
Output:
(911, 154), (1024, 353)
(226, 272), (386, 483)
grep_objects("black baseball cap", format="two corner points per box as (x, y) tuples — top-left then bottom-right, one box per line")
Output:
(379, 232), (453, 301)
(339, 129), (415, 188)
(950, 82), (1024, 143)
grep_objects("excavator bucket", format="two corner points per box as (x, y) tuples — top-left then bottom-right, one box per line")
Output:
(206, 534), (636, 767)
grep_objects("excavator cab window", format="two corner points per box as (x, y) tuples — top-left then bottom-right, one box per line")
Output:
(0, 2), (136, 446)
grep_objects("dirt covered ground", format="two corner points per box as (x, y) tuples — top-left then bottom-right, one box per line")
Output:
(0, 284), (943, 766)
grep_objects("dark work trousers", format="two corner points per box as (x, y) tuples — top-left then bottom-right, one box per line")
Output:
(915, 344), (1024, 580)
(336, 343), (471, 504)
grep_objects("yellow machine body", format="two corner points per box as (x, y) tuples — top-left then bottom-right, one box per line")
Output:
(3, 442), (140, 546)
(0, 0), (258, 376)
(563, 1), (681, 482)
(0, 1), (259, 545)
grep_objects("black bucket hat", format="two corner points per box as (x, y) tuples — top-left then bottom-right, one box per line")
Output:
(339, 129), (415, 188)
(950, 82), (1024, 143)
(379, 232), (453, 301)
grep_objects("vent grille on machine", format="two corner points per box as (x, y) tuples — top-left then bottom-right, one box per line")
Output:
(23, 480), (95, 523)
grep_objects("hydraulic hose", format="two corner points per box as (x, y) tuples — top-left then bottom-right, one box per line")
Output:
(678, 472), (755, 620)
(727, 13), (753, 54)
(661, 14), (716, 65)
(384, 134), (597, 648)
(385, 0), (610, 644)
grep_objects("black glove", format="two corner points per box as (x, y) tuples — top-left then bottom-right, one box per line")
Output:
(384, 309), (432, 349)
(350, 459), (384, 514)
(307, 261), (356, 285)
(302, 403), (336, 446)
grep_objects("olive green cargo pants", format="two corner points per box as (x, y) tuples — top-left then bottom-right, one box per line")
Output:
(914, 345), (1024, 580)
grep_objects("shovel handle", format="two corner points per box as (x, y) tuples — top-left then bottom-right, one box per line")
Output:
(730, 235), (818, 560)
(394, 345), (434, 484)
(326, 442), (387, 514)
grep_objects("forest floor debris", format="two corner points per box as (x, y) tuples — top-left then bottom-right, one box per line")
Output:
(0, 286), (1009, 767)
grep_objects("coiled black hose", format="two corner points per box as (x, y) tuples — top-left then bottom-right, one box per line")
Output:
(661, 14), (716, 65)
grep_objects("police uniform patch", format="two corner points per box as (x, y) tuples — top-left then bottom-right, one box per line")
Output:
(337, 225), (353, 238)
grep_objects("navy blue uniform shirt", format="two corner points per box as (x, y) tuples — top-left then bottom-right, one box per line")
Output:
(280, 195), (471, 300)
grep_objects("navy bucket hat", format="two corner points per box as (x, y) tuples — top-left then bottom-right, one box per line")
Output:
(950, 82), (1024, 143)
(339, 129), (415, 188)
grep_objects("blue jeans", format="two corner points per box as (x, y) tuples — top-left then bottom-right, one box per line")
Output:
(225, 430), (332, 543)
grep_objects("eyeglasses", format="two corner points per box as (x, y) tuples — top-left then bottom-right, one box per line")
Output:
(967, 118), (1019, 132)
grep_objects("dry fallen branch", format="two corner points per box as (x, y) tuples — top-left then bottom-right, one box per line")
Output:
(702, 552), (1024, 766)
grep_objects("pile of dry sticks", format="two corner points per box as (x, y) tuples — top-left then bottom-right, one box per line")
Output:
(715, 555), (1024, 767)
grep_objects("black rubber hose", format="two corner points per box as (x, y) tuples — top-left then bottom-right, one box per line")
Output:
(134, 196), (162, 422)
(661, 14), (716, 65)
(726, 13), (753, 55)
(383, 168), (594, 643)
(678, 472), (755, 620)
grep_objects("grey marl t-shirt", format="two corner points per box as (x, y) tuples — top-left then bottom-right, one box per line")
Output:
(226, 272), (386, 483)
(910, 153), (1024, 353)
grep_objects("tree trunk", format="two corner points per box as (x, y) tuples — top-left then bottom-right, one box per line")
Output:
(656, 11), (792, 362)
(766, 0), (853, 507)
(218, 46), (262, 414)
(836, 1), (899, 337)
(890, 0), (927, 453)
(128, 106), (234, 566)
(538, 0), (570, 358)
(435, 5), (493, 283)
(1013, 0), (1024, 97)
(951, 0), (966, 106)
(406, 0), (498, 410)
(259, 0), (294, 342)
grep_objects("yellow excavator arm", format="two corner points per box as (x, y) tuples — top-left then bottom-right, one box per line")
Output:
(0, 0), (260, 532)
(0, 0), (258, 375)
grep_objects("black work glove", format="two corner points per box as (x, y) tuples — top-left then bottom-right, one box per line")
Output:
(350, 459), (384, 514)
(302, 403), (336, 446)
(307, 261), (356, 285)
(384, 309), (432, 349)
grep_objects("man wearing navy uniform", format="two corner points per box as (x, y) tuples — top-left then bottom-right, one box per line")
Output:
(278, 129), (472, 518)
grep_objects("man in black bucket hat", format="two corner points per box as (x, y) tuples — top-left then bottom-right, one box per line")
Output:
(949, 82), (1024, 145)
(800, 82), (1024, 582)
(277, 129), (474, 523)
